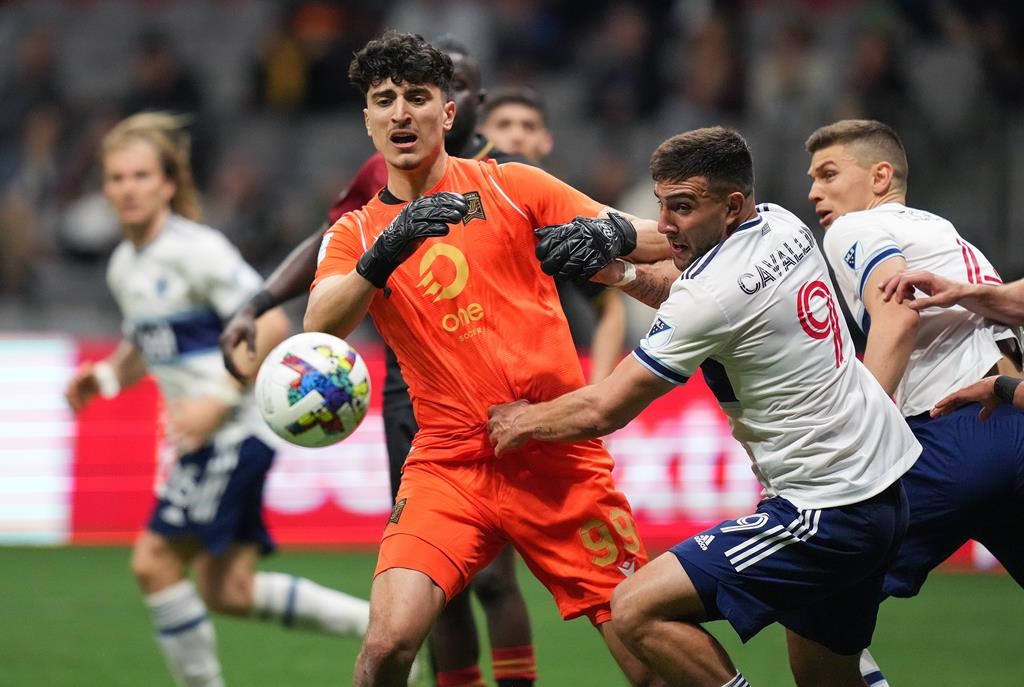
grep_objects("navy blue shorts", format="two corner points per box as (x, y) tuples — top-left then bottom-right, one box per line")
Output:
(148, 435), (276, 555)
(886, 402), (1024, 597)
(672, 481), (907, 655)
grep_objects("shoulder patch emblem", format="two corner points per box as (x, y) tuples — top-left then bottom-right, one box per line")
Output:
(844, 242), (859, 269)
(461, 191), (486, 225)
(646, 317), (674, 349)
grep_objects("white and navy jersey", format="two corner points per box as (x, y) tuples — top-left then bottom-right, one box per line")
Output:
(106, 213), (268, 441)
(823, 202), (1020, 417)
(634, 203), (920, 510)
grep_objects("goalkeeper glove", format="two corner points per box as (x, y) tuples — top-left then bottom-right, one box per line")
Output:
(356, 192), (469, 288)
(533, 212), (637, 283)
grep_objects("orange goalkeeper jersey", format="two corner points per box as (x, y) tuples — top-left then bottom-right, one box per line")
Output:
(313, 157), (607, 460)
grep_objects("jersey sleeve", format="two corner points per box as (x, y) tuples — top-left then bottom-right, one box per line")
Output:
(312, 213), (369, 289)
(327, 155), (388, 224)
(187, 231), (264, 318)
(633, 279), (731, 384)
(823, 216), (902, 308)
(494, 162), (606, 228)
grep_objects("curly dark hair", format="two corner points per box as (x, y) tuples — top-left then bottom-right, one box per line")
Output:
(348, 30), (454, 97)
(650, 127), (754, 198)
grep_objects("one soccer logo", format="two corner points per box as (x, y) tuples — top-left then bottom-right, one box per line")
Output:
(281, 346), (368, 436)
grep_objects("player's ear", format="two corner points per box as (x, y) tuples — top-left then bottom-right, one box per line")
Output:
(726, 191), (744, 220)
(363, 109), (371, 137)
(872, 161), (894, 195)
(442, 101), (456, 132)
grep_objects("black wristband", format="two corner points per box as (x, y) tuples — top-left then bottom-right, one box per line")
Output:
(993, 375), (1022, 404)
(249, 288), (277, 317)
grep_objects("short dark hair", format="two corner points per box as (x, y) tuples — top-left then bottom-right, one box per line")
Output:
(348, 30), (453, 97)
(804, 119), (908, 188)
(650, 127), (754, 198)
(480, 86), (548, 126)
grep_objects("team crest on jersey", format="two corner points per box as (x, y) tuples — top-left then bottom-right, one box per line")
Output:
(646, 317), (674, 349)
(844, 242), (859, 269)
(461, 191), (486, 224)
(388, 498), (407, 525)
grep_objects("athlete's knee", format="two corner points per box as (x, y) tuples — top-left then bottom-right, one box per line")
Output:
(130, 535), (182, 592)
(609, 581), (648, 646)
(360, 622), (422, 672)
(200, 572), (253, 616)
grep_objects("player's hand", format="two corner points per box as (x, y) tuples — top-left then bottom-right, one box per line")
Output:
(220, 303), (258, 383)
(357, 192), (469, 288)
(534, 212), (637, 283)
(167, 397), (231, 454)
(878, 270), (964, 311)
(931, 376), (1000, 420)
(486, 400), (532, 457)
(65, 363), (100, 412)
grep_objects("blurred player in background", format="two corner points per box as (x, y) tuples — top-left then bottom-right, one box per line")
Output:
(65, 113), (377, 687)
(219, 37), (539, 687)
(806, 119), (1024, 610)
(489, 127), (919, 687)
(480, 86), (627, 382)
(306, 31), (667, 687)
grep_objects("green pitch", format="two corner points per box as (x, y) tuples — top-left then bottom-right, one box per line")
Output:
(1, 546), (1020, 685)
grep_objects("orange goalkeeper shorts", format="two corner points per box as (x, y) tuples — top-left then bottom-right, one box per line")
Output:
(375, 439), (648, 624)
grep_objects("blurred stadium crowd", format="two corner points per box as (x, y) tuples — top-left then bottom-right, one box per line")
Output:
(1, 0), (1022, 340)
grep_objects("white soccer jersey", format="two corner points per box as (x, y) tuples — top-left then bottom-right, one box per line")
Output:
(635, 203), (920, 510)
(823, 202), (1020, 417)
(106, 214), (269, 441)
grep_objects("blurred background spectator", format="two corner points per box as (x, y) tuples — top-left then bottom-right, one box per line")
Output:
(1, 0), (1022, 345)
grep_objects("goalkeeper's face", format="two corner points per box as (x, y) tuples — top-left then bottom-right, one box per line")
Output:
(364, 79), (456, 172)
(655, 177), (737, 271)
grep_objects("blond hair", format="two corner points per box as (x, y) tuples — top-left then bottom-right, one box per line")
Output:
(805, 119), (908, 190)
(101, 112), (202, 220)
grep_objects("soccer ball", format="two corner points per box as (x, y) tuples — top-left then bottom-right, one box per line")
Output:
(255, 332), (371, 448)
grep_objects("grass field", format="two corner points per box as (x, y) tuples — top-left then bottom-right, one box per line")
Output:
(1, 546), (1021, 686)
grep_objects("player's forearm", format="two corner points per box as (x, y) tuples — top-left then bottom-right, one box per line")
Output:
(863, 310), (919, 397)
(519, 386), (628, 442)
(110, 340), (148, 389)
(626, 218), (672, 263)
(588, 293), (626, 382)
(256, 224), (328, 310)
(960, 280), (1024, 326)
(303, 273), (375, 339)
(606, 260), (679, 309)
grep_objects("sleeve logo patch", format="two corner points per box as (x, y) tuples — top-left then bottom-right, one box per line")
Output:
(844, 242), (859, 269)
(461, 191), (486, 225)
(646, 317), (674, 349)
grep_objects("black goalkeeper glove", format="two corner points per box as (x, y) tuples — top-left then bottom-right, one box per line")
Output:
(533, 212), (637, 283)
(356, 192), (469, 288)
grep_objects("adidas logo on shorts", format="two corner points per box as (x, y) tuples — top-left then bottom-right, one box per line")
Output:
(694, 534), (715, 551)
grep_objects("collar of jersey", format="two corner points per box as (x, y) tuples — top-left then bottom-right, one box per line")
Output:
(682, 212), (764, 280)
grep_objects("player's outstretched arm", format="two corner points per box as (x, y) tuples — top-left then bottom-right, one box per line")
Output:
(932, 375), (1024, 420)
(593, 259), (681, 309)
(879, 271), (1024, 326)
(65, 339), (147, 411)
(486, 354), (674, 456)
(220, 224), (327, 380)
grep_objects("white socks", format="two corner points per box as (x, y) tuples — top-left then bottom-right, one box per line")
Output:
(860, 649), (890, 687)
(252, 571), (370, 637)
(146, 580), (224, 687)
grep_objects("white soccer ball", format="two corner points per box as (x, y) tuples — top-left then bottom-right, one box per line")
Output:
(254, 332), (371, 448)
